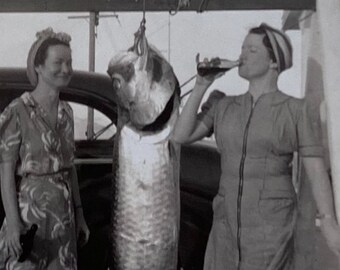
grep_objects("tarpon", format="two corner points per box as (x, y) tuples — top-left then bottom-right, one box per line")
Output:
(107, 24), (181, 270)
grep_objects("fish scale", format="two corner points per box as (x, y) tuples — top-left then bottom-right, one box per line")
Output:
(112, 124), (179, 270)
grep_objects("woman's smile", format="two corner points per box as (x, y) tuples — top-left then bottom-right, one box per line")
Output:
(36, 44), (73, 89)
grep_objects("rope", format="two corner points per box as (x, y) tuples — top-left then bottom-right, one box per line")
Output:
(142, 0), (146, 24)
(180, 75), (196, 88)
(131, 0), (147, 56)
(180, 75), (197, 100)
(180, 87), (194, 100)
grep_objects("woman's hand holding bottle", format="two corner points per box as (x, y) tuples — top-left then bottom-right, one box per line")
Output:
(5, 220), (24, 259)
(195, 53), (239, 88)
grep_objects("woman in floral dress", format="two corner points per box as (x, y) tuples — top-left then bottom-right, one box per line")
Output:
(0, 28), (89, 269)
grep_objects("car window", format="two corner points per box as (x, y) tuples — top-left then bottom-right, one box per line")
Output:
(69, 102), (116, 140)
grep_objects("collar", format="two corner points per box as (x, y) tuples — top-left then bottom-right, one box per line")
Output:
(21, 91), (66, 114)
(21, 92), (36, 107)
(233, 90), (291, 106)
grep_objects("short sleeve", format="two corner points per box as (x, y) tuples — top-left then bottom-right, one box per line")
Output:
(0, 102), (22, 163)
(197, 90), (225, 136)
(297, 100), (324, 157)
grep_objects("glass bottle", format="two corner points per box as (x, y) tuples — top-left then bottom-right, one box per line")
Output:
(18, 224), (38, 262)
(196, 53), (240, 76)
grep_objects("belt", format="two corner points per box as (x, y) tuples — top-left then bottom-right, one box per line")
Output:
(22, 169), (71, 180)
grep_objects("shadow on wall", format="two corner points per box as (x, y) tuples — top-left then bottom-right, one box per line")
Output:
(304, 57), (329, 168)
(294, 56), (337, 270)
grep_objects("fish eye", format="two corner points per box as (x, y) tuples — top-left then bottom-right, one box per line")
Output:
(112, 78), (121, 90)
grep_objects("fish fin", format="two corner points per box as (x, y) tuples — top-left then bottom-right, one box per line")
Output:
(112, 107), (129, 210)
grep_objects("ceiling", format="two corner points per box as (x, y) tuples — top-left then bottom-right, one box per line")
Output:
(0, 0), (316, 13)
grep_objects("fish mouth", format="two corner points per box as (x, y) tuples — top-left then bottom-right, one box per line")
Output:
(130, 82), (180, 131)
(129, 97), (170, 129)
(139, 92), (176, 132)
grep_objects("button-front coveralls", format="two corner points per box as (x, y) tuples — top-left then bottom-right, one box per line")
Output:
(200, 90), (323, 270)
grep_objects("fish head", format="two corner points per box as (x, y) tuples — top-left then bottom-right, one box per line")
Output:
(108, 31), (179, 130)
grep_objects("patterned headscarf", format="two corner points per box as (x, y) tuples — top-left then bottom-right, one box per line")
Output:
(260, 23), (293, 73)
(26, 27), (71, 86)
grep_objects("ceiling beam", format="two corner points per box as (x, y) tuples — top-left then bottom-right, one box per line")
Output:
(0, 0), (316, 13)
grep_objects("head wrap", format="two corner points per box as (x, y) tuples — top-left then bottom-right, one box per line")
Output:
(26, 27), (71, 86)
(260, 23), (293, 73)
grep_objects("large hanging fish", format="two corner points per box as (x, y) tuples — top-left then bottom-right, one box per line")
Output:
(107, 22), (181, 270)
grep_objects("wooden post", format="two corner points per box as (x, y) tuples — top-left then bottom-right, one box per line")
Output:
(86, 11), (98, 139)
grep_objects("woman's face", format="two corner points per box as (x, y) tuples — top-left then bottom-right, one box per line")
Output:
(238, 33), (274, 80)
(36, 44), (73, 89)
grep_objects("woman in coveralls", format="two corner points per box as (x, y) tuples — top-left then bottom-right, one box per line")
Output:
(173, 23), (340, 269)
(0, 28), (89, 269)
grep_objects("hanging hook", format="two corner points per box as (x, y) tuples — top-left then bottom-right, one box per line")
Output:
(130, 0), (147, 56)
(137, 0), (146, 38)
(141, 0), (146, 26)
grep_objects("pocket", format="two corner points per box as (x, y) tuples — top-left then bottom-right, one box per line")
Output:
(258, 189), (296, 226)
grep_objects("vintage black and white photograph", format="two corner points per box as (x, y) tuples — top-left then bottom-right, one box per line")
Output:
(0, 0), (339, 269)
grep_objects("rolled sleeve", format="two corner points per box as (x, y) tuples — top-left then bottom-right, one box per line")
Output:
(297, 100), (324, 157)
(0, 103), (22, 163)
(197, 90), (225, 137)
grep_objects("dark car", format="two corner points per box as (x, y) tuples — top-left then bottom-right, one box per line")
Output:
(0, 67), (220, 270)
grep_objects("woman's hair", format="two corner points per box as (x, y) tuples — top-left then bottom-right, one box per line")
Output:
(249, 26), (276, 63)
(34, 38), (70, 67)
(249, 23), (293, 73)
(27, 28), (72, 86)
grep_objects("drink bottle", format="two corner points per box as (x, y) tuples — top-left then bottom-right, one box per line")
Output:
(18, 224), (38, 262)
(196, 53), (239, 76)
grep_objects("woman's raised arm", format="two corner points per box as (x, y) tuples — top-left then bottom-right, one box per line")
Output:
(172, 74), (218, 144)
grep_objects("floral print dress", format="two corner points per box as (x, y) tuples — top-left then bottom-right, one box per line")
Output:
(0, 92), (77, 270)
